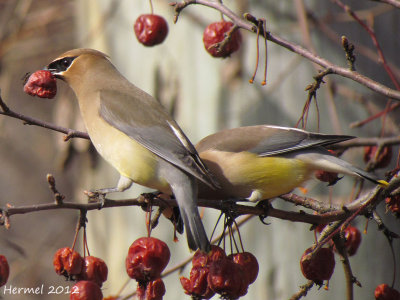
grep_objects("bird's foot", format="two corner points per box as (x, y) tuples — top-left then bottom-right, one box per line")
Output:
(256, 199), (271, 225)
(84, 189), (109, 208)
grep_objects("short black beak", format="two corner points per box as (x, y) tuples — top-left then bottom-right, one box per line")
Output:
(43, 66), (62, 79)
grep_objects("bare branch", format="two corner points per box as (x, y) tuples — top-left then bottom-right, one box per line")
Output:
(0, 92), (89, 140)
(371, 0), (400, 11)
(170, 0), (400, 100)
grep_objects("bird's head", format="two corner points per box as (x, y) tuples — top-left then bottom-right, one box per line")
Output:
(45, 48), (110, 85)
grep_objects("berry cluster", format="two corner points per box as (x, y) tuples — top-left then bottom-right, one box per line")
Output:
(133, 11), (243, 59)
(305, 224), (364, 286)
(53, 247), (108, 300)
(180, 245), (259, 299)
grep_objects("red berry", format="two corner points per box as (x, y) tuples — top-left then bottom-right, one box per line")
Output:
(0, 255), (9, 287)
(125, 237), (170, 282)
(203, 21), (242, 58)
(180, 266), (215, 299)
(70, 281), (103, 300)
(134, 14), (168, 46)
(24, 70), (57, 99)
(207, 257), (248, 298)
(180, 245), (226, 299)
(386, 195), (400, 215)
(192, 245), (226, 268)
(53, 247), (83, 277)
(137, 278), (166, 300)
(343, 226), (362, 256)
(315, 170), (340, 185)
(363, 145), (392, 169)
(77, 256), (108, 287)
(229, 252), (259, 284)
(374, 284), (400, 300)
(300, 247), (335, 284)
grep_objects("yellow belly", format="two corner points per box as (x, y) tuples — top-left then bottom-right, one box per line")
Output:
(199, 150), (312, 200)
(84, 111), (170, 193)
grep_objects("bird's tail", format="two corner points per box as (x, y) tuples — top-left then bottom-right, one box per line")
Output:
(294, 149), (389, 187)
(167, 167), (210, 252)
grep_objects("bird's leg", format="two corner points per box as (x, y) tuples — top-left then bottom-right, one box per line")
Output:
(86, 175), (133, 206)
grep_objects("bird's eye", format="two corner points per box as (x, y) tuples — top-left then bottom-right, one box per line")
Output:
(48, 56), (77, 73)
(61, 58), (71, 68)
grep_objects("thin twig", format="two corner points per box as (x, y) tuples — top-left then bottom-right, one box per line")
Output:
(0, 93), (89, 141)
(332, 234), (361, 300)
(289, 280), (315, 300)
(372, 0), (400, 9)
(170, 0), (400, 100)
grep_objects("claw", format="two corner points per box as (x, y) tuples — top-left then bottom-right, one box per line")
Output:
(84, 190), (107, 208)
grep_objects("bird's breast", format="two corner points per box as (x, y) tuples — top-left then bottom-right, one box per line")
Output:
(80, 104), (170, 192)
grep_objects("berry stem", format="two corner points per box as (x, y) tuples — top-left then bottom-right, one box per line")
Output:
(249, 21), (261, 84)
(262, 19), (268, 86)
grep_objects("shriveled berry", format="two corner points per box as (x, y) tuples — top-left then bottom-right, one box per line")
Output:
(126, 237), (170, 282)
(207, 257), (248, 298)
(70, 280), (103, 300)
(24, 70), (57, 99)
(134, 14), (168, 46)
(374, 283), (400, 300)
(363, 145), (392, 169)
(180, 265), (215, 299)
(192, 245), (226, 268)
(137, 278), (166, 300)
(300, 247), (335, 284)
(203, 21), (242, 58)
(53, 247), (83, 277)
(229, 252), (259, 284)
(343, 226), (362, 256)
(77, 256), (108, 287)
(0, 255), (9, 287)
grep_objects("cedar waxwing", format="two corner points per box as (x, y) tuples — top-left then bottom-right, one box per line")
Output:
(196, 125), (388, 201)
(45, 48), (218, 252)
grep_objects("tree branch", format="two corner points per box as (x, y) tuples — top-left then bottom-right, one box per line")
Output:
(2, 171), (398, 229)
(0, 92), (89, 141)
(170, 0), (400, 100)
(372, 0), (400, 10)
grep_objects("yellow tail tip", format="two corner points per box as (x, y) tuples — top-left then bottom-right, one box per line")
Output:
(377, 179), (389, 187)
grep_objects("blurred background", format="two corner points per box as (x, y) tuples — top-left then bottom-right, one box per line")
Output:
(0, 0), (399, 299)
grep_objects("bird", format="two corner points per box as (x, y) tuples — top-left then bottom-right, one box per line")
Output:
(45, 48), (218, 252)
(195, 125), (388, 201)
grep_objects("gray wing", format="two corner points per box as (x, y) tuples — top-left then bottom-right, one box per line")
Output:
(196, 125), (354, 156)
(99, 88), (218, 188)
